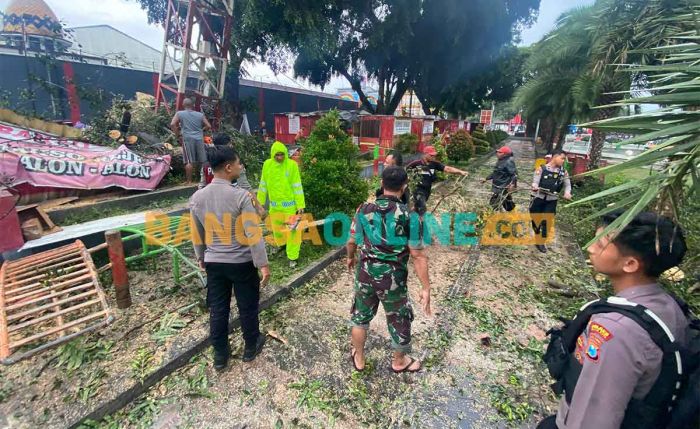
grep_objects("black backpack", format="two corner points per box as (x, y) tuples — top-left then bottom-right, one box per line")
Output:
(543, 296), (700, 429)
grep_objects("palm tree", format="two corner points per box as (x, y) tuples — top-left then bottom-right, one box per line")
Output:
(514, 6), (617, 155)
(568, 2), (700, 253)
(515, 0), (684, 167)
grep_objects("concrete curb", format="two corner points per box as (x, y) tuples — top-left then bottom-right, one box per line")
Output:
(67, 246), (344, 428)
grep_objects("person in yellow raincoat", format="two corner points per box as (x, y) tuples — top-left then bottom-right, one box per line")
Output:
(257, 141), (305, 267)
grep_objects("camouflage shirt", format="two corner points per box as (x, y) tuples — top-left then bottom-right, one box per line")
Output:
(351, 195), (423, 268)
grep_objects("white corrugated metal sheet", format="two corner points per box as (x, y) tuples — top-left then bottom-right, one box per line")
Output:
(69, 25), (162, 72)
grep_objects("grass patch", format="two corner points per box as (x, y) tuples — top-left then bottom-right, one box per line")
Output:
(60, 196), (189, 226)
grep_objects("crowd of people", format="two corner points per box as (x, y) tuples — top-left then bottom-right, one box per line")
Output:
(176, 102), (696, 428)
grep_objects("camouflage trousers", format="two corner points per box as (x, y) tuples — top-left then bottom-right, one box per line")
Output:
(350, 260), (414, 353)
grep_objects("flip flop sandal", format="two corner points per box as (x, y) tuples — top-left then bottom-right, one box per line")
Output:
(392, 357), (421, 373)
(350, 348), (364, 372)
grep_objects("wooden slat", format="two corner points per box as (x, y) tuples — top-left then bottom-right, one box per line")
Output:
(9, 311), (108, 349)
(7, 256), (85, 283)
(4, 269), (90, 298)
(6, 244), (81, 270)
(1, 240), (113, 363)
(5, 289), (97, 313)
(8, 298), (102, 334)
(80, 243), (111, 323)
(88, 243), (109, 253)
(7, 248), (82, 273)
(7, 283), (95, 319)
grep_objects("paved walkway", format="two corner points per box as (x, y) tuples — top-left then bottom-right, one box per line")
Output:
(107, 139), (596, 428)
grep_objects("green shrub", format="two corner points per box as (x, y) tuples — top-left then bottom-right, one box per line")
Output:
(430, 135), (448, 161)
(395, 133), (419, 154)
(493, 130), (509, 143)
(446, 130), (474, 163)
(301, 111), (369, 220)
(471, 125), (491, 149)
(217, 124), (267, 186)
(474, 145), (491, 155)
(486, 131), (498, 147)
(472, 124), (487, 141)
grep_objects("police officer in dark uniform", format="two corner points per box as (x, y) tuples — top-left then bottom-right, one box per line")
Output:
(538, 210), (690, 429)
(530, 150), (572, 252)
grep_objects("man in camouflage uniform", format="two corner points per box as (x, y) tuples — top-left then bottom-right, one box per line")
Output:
(346, 166), (432, 373)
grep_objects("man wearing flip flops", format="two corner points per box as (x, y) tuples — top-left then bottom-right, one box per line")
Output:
(346, 166), (432, 374)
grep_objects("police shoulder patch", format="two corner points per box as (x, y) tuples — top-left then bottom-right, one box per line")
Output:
(586, 343), (600, 361)
(584, 321), (613, 363)
(589, 322), (613, 341)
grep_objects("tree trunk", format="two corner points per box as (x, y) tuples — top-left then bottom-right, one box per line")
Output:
(336, 66), (376, 114)
(224, 62), (243, 128)
(539, 117), (555, 153)
(551, 127), (562, 152)
(588, 107), (616, 169)
(385, 80), (408, 115)
(555, 124), (568, 150)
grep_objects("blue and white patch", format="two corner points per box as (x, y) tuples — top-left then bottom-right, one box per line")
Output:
(586, 344), (600, 361)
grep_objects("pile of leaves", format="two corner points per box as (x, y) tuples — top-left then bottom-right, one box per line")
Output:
(301, 110), (369, 220)
(446, 129), (475, 163)
(84, 95), (174, 151)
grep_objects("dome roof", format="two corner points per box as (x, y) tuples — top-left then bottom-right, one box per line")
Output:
(2, 0), (63, 38)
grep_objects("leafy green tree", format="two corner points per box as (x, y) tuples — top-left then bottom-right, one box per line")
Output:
(423, 46), (531, 117)
(290, 0), (538, 115)
(513, 6), (601, 154)
(301, 111), (369, 219)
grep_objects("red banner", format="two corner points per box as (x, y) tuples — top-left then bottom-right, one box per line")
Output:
(0, 123), (171, 191)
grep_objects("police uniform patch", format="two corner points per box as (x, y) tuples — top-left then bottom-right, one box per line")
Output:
(586, 344), (600, 361)
(575, 351), (584, 364)
(590, 322), (613, 341)
(583, 322), (613, 363)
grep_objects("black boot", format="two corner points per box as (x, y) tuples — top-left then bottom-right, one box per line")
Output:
(213, 346), (230, 370)
(536, 244), (547, 253)
(242, 334), (266, 362)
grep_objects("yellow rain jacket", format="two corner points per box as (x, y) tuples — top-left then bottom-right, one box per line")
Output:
(257, 141), (305, 260)
(257, 141), (305, 211)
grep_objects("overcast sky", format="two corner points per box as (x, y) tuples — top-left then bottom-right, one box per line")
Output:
(1, 0), (596, 92)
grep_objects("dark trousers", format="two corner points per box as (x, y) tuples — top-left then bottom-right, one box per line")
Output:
(490, 189), (515, 212)
(413, 189), (430, 215)
(205, 261), (261, 356)
(529, 197), (558, 238)
(536, 415), (558, 429)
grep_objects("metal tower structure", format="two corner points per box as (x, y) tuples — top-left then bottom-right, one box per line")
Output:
(155, 0), (233, 121)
